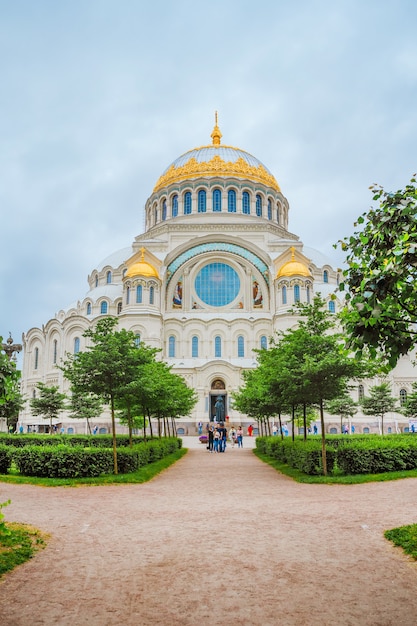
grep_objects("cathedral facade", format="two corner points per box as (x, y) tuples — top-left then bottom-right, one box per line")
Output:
(19, 119), (415, 435)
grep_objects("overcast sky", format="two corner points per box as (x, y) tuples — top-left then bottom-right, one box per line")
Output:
(1, 0), (416, 355)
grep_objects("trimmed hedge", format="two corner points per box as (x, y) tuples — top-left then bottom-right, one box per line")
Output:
(8, 438), (181, 478)
(0, 434), (147, 449)
(0, 445), (12, 473)
(256, 435), (417, 475)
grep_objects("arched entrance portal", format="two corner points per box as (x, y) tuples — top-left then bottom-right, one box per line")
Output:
(210, 378), (227, 422)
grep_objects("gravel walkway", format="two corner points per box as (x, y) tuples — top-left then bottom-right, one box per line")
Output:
(1, 437), (417, 625)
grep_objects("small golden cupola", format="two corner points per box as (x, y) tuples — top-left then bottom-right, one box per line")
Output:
(277, 247), (311, 278)
(125, 248), (159, 279)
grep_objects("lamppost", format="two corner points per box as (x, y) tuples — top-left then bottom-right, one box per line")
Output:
(1, 333), (22, 362)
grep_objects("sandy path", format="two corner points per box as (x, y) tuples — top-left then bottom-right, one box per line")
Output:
(0, 438), (417, 626)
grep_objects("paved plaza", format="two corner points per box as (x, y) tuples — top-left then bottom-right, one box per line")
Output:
(1, 437), (417, 625)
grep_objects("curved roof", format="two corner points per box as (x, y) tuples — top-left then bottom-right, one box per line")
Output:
(153, 115), (280, 193)
(95, 246), (133, 272)
(277, 247), (312, 278)
(125, 248), (159, 279)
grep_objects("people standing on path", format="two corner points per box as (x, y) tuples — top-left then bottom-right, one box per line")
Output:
(229, 426), (236, 447)
(213, 427), (221, 452)
(236, 426), (243, 447)
(198, 421), (203, 435)
(272, 424), (278, 436)
(218, 423), (227, 452)
(247, 424), (254, 437)
(208, 425), (214, 452)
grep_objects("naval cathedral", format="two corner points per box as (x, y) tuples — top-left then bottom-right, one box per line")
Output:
(19, 118), (415, 435)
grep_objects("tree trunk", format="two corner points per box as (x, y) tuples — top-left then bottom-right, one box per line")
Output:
(291, 406), (295, 441)
(110, 395), (118, 474)
(320, 398), (327, 476)
(303, 404), (307, 441)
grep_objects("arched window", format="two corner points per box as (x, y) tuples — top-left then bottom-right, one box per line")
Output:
(237, 335), (244, 357)
(282, 285), (287, 305)
(400, 388), (407, 406)
(74, 337), (80, 354)
(242, 191), (250, 214)
(294, 284), (300, 302)
(53, 340), (58, 364)
(323, 270), (329, 283)
(117, 302), (122, 314)
(184, 192), (192, 214)
(192, 336), (199, 358)
(328, 300), (336, 313)
(215, 336), (222, 358)
(95, 274), (98, 287)
(100, 301), (108, 315)
(363, 427), (370, 434)
(162, 199), (167, 221)
(198, 189), (207, 213)
(260, 335), (267, 350)
(213, 189), (222, 212)
(227, 189), (236, 213)
(256, 194), (262, 217)
(168, 336), (176, 358)
(135, 333), (141, 347)
(358, 384), (364, 401)
(136, 285), (142, 303)
(34, 347), (39, 370)
(86, 302), (92, 315)
(106, 271), (112, 284)
(267, 199), (272, 220)
(172, 194), (178, 217)
(149, 286), (155, 305)
(126, 287), (130, 305)
(306, 286), (311, 304)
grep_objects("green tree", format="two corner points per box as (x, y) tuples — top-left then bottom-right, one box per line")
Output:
(67, 391), (103, 435)
(361, 382), (397, 435)
(30, 383), (67, 433)
(61, 317), (156, 473)
(0, 340), (25, 432)
(326, 391), (358, 434)
(401, 382), (417, 424)
(337, 176), (417, 367)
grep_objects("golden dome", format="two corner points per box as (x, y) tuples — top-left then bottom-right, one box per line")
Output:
(277, 247), (311, 278)
(153, 113), (280, 193)
(125, 248), (159, 279)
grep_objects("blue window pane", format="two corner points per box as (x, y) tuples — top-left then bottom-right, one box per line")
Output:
(267, 199), (272, 220)
(106, 271), (112, 284)
(172, 195), (178, 217)
(260, 335), (267, 349)
(135, 334), (141, 347)
(213, 189), (222, 212)
(198, 190), (207, 213)
(294, 285), (300, 302)
(162, 199), (167, 220)
(306, 286), (310, 303)
(169, 336), (176, 358)
(149, 286), (154, 304)
(215, 336), (221, 358)
(136, 285), (142, 303)
(86, 302), (91, 315)
(323, 270), (329, 283)
(328, 300), (335, 313)
(282, 286), (287, 305)
(227, 190), (236, 212)
(192, 336), (199, 358)
(256, 195), (262, 217)
(242, 192), (250, 214)
(195, 263), (240, 307)
(237, 335), (244, 357)
(126, 287), (130, 304)
(100, 301), (108, 314)
(74, 337), (80, 354)
(184, 192), (192, 214)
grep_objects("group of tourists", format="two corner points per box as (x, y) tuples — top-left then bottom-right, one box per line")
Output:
(206, 423), (244, 452)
